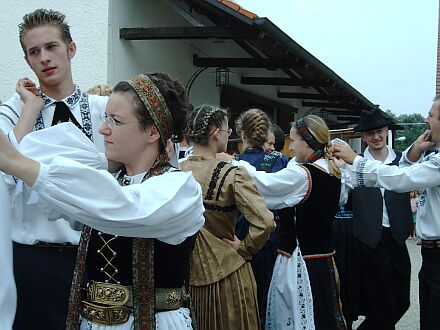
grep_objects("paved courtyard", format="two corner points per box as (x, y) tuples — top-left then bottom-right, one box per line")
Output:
(353, 238), (422, 330)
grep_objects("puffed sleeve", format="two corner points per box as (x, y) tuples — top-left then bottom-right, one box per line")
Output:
(232, 159), (310, 209)
(19, 122), (107, 169)
(233, 167), (275, 260)
(31, 157), (205, 245)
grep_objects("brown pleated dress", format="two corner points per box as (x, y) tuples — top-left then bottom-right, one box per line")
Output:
(181, 155), (275, 330)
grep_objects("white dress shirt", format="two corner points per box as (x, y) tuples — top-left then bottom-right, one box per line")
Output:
(362, 146), (397, 227)
(346, 146), (440, 240)
(0, 86), (107, 245)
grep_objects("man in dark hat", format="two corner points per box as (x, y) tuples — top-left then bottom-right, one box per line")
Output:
(349, 109), (412, 330)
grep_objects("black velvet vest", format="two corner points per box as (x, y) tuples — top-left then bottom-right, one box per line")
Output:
(86, 230), (197, 288)
(350, 150), (413, 249)
(277, 164), (341, 256)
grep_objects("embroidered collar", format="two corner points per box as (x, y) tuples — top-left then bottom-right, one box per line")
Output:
(39, 85), (82, 108)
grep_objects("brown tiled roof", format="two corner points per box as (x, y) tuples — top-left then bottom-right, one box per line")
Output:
(216, 0), (258, 19)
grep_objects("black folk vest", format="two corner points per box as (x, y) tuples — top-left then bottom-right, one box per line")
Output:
(86, 230), (197, 288)
(350, 150), (413, 249)
(277, 163), (341, 256)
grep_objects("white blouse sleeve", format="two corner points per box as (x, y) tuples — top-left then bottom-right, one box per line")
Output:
(338, 167), (354, 206)
(31, 157), (205, 245)
(231, 159), (310, 209)
(347, 154), (440, 192)
(18, 122), (107, 170)
(399, 143), (425, 168)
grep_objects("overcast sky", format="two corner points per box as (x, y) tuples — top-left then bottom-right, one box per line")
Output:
(237, 1), (438, 115)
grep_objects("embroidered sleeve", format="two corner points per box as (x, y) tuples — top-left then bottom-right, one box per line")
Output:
(355, 157), (367, 187)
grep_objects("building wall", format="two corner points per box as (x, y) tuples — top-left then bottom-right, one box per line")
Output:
(108, 0), (302, 111)
(0, 0), (109, 102)
(109, 0), (233, 106)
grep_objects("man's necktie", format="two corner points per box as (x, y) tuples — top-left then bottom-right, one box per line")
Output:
(51, 101), (82, 129)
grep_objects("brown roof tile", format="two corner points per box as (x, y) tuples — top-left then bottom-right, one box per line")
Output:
(217, 0), (258, 19)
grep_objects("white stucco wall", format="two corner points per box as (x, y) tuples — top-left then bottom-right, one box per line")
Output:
(108, 0), (301, 110)
(0, 0), (109, 103)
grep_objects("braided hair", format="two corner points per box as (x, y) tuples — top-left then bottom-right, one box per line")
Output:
(235, 108), (269, 147)
(186, 104), (228, 145)
(298, 115), (341, 178)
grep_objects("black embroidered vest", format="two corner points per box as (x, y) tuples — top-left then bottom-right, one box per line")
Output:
(86, 231), (196, 288)
(351, 150), (413, 249)
(277, 164), (341, 256)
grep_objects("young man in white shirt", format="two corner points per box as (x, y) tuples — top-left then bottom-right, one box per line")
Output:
(0, 9), (107, 329)
(343, 109), (413, 330)
(334, 98), (440, 330)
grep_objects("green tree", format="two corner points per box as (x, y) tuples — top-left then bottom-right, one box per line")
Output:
(385, 110), (426, 151)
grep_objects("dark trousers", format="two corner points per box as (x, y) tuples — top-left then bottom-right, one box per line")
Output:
(13, 242), (77, 330)
(419, 247), (440, 330)
(357, 228), (411, 330)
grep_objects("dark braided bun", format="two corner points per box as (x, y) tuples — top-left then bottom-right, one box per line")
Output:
(186, 104), (228, 145)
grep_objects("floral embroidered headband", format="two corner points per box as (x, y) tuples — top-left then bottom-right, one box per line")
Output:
(126, 74), (173, 147)
(294, 118), (325, 152)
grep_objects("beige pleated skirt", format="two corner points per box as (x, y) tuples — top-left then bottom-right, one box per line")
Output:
(189, 262), (260, 330)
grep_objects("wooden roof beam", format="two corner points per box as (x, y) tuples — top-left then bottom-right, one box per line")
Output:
(120, 26), (259, 40)
(302, 101), (362, 110)
(193, 55), (303, 69)
(241, 76), (332, 87)
(277, 92), (354, 102)
(337, 115), (360, 121)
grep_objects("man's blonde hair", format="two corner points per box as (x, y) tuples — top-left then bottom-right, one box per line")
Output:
(19, 9), (72, 54)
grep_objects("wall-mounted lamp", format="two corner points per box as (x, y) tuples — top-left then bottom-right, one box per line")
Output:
(215, 67), (230, 87)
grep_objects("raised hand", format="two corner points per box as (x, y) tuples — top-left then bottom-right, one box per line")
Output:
(333, 142), (357, 165)
(16, 78), (44, 108)
(414, 130), (435, 152)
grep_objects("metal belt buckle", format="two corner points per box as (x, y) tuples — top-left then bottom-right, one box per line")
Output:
(81, 301), (130, 325)
(87, 281), (130, 306)
(155, 288), (182, 310)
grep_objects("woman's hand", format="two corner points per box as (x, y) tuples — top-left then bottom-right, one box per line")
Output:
(222, 235), (241, 251)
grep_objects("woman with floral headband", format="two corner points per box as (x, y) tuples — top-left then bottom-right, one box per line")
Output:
(232, 115), (346, 330)
(0, 73), (205, 329)
(180, 104), (275, 330)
